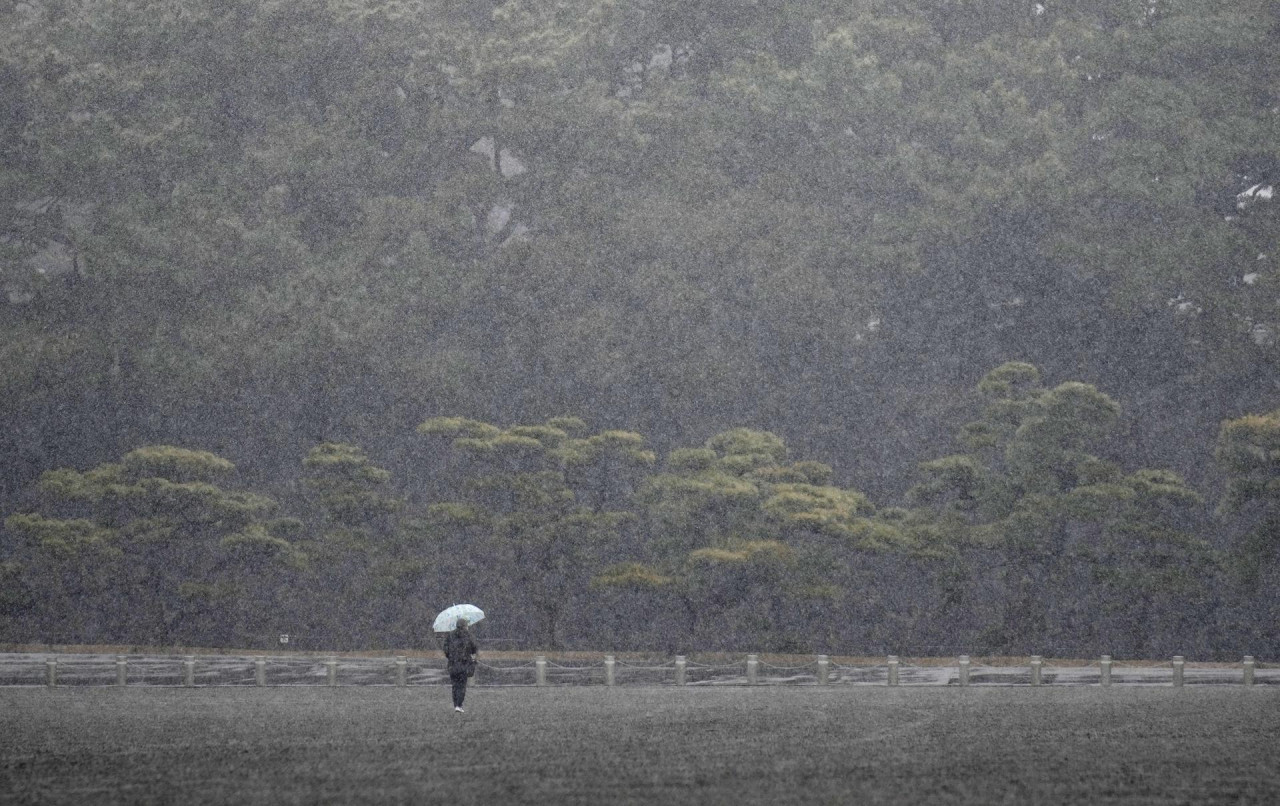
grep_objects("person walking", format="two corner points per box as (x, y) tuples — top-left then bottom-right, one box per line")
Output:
(442, 618), (478, 712)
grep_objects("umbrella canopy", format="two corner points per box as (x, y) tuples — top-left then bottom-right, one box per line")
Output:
(433, 604), (485, 632)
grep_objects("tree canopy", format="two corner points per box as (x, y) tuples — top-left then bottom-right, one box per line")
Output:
(2, 1), (1279, 655)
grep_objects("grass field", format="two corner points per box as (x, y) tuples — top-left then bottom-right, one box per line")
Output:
(2, 687), (1278, 805)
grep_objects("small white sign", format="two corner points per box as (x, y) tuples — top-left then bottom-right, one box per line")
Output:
(279, 634), (289, 645)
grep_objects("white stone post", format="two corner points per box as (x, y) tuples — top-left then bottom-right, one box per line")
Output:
(395, 656), (407, 686)
(535, 655), (547, 686)
(115, 655), (128, 687)
(1100, 655), (1112, 687)
(183, 656), (196, 687)
(604, 655), (616, 687)
(817, 655), (830, 685)
(746, 654), (759, 685)
(887, 655), (900, 687)
(325, 658), (338, 687)
(255, 658), (266, 687)
(957, 655), (971, 687)
(675, 655), (687, 686)
(1029, 655), (1043, 686)
(1171, 655), (1184, 687)
(45, 659), (57, 688)
(1243, 655), (1255, 687)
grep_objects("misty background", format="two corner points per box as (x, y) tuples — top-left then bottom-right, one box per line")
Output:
(1, 0), (1278, 658)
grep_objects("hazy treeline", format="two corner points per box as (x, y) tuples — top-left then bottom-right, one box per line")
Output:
(1, 1), (1279, 653)
(5, 362), (1280, 657)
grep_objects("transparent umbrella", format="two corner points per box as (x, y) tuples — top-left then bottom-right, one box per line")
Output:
(433, 604), (485, 632)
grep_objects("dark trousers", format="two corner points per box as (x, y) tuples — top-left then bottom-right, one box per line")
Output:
(449, 670), (469, 707)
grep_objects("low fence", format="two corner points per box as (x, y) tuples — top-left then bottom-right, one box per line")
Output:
(2, 652), (1275, 688)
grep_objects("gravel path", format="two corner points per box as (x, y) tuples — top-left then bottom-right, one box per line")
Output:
(2, 686), (1277, 804)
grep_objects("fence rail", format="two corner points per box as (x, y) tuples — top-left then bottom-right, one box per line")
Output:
(2, 652), (1274, 688)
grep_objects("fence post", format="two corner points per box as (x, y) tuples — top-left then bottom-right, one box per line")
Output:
(183, 655), (196, 688)
(817, 655), (830, 685)
(746, 654), (759, 685)
(1243, 655), (1255, 687)
(1100, 655), (1112, 687)
(1029, 655), (1043, 687)
(957, 655), (971, 687)
(395, 656), (407, 687)
(45, 659), (57, 688)
(887, 655), (899, 687)
(255, 658), (266, 687)
(116, 655), (128, 687)
(604, 655), (616, 687)
(535, 655), (547, 687)
(325, 657), (338, 687)
(1171, 655), (1184, 688)
(675, 655), (687, 686)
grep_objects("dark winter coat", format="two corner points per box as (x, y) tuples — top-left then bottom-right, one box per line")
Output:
(443, 627), (478, 677)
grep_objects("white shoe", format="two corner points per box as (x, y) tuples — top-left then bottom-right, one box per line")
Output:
(454, 707), (464, 712)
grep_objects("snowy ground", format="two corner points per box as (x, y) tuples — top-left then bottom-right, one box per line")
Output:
(2, 687), (1278, 804)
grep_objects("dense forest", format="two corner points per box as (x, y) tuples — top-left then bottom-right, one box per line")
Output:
(2, 0), (1279, 656)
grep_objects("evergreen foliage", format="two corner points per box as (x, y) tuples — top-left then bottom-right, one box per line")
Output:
(1, 1), (1278, 654)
